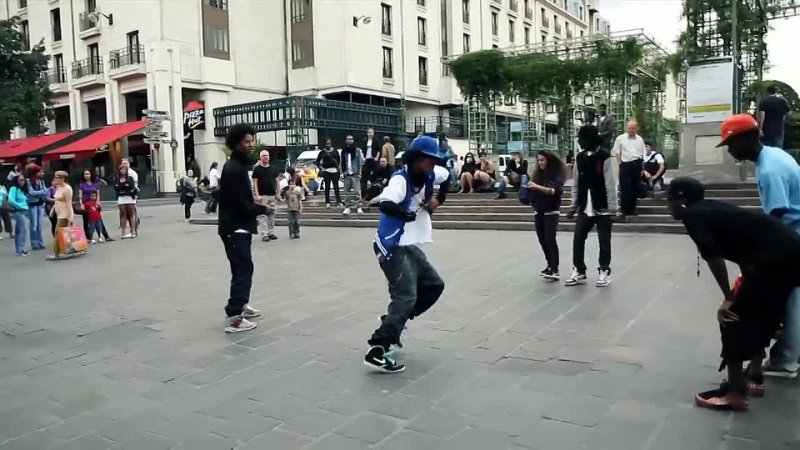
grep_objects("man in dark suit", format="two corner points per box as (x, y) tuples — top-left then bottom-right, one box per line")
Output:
(596, 104), (615, 151)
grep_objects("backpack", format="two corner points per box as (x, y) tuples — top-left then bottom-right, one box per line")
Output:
(375, 169), (435, 259)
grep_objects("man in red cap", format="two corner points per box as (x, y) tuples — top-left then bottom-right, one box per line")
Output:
(718, 113), (800, 381)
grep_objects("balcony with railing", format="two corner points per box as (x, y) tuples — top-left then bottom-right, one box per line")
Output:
(554, 22), (562, 34)
(42, 67), (67, 86)
(71, 57), (103, 86)
(109, 45), (145, 76)
(78, 11), (101, 38)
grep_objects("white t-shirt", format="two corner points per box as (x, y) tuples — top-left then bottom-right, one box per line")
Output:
(127, 167), (139, 185)
(612, 134), (645, 163)
(365, 139), (375, 159)
(645, 152), (665, 165)
(380, 165), (449, 246)
(209, 168), (221, 188)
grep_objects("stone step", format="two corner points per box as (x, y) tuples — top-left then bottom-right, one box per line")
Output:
(242, 211), (681, 224)
(301, 196), (762, 207)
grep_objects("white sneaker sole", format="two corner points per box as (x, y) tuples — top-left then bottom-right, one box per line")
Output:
(224, 322), (258, 333)
(763, 370), (798, 379)
(242, 312), (261, 319)
(596, 280), (611, 287)
(543, 274), (560, 281)
(363, 359), (405, 373)
(565, 279), (586, 286)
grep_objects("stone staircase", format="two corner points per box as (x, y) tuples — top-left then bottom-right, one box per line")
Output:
(190, 183), (760, 234)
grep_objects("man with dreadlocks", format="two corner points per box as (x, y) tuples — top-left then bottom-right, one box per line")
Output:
(667, 177), (800, 411)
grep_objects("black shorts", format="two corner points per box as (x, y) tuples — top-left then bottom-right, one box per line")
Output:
(720, 265), (797, 363)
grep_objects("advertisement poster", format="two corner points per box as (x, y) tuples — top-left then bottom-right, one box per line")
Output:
(686, 60), (734, 124)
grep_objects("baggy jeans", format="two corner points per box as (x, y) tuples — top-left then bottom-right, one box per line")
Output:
(343, 174), (362, 208)
(369, 244), (445, 349)
(257, 197), (276, 237)
(221, 232), (254, 317)
(572, 213), (612, 273)
(28, 204), (44, 249)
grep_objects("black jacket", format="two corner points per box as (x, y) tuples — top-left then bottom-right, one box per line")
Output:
(571, 149), (618, 214)
(363, 138), (381, 159)
(315, 148), (341, 171)
(218, 153), (266, 235)
(114, 178), (137, 198)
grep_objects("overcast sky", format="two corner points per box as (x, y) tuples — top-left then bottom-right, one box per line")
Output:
(600, 0), (800, 92)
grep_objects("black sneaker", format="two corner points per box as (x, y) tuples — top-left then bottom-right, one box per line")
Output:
(364, 345), (405, 373)
(543, 268), (560, 281)
(539, 267), (550, 278)
(268, 234), (278, 241)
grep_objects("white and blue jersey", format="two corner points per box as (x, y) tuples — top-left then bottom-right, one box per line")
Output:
(375, 165), (450, 257)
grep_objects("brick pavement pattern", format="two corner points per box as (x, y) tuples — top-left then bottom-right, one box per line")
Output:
(0, 205), (798, 449)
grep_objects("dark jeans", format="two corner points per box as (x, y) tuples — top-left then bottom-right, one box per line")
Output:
(369, 244), (445, 349)
(287, 210), (300, 235)
(619, 159), (643, 215)
(221, 232), (254, 317)
(87, 221), (104, 240)
(322, 171), (341, 205)
(205, 188), (219, 213)
(361, 159), (378, 194)
(572, 214), (612, 273)
(0, 209), (12, 234)
(78, 209), (111, 240)
(184, 196), (195, 219)
(535, 213), (560, 271)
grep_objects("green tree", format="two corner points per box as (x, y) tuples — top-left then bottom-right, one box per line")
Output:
(0, 17), (53, 141)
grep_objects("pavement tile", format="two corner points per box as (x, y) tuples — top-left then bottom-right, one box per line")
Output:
(279, 409), (349, 438)
(237, 429), (312, 450)
(112, 433), (176, 450)
(209, 412), (281, 440)
(541, 394), (613, 427)
(58, 434), (114, 450)
(369, 393), (432, 420)
(334, 412), (399, 444)
(376, 430), (447, 450)
(304, 433), (373, 450)
(405, 409), (470, 439)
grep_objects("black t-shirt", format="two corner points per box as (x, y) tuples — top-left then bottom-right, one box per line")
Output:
(506, 159), (529, 177)
(758, 95), (790, 139)
(681, 200), (800, 267)
(251, 164), (280, 196)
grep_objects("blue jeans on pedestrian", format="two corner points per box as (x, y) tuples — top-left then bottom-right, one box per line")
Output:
(769, 287), (800, 371)
(499, 174), (529, 195)
(27, 204), (44, 249)
(13, 211), (28, 254)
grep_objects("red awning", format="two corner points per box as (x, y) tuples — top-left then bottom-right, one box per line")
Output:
(0, 131), (78, 162)
(42, 120), (148, 161)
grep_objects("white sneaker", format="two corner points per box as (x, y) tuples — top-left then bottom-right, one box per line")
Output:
(121, 233), (133, 239)
(90, 239), (97, 244)
(242, 304), (261, 319)
(357, 207), (364, 214)
(224, 315), (258, 333)
(343, 207), (351, 216)
(99, 238), (105, 243)
(596, 269), (611, 287)
(564, 268), (587, 286)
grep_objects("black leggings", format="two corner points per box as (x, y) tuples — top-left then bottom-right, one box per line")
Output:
(534, 213), (560, 271)
(322, 171), (341, 205)
(184, 196), (195, 219)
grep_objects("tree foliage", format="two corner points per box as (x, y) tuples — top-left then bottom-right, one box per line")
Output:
(0, 17), (53, 140)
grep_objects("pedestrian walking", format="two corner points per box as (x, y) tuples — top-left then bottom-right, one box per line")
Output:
(365, 136), (452, 373)
(718, 113), (800, 379)
(179, 169), (198, 221)
(205, 162), (221, 214)
(7, 174), (30, 256)
(666, 177), (800, 411)
(341, 134), (364, 215)
(566, 124), (617, 287)
(218, 124), (268, 333)
(529, 150), (565, 280)
(286, 178), (303, 239)
(316, 139), (342, 208)
(612, 120), (645, 218)
(51, 170), (77, 257)
(757, 85), (792, 149)
(251, 150), (281, 241)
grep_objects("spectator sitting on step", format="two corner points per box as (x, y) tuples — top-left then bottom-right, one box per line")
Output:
(365, 157), (393, 203)
(497, 150), (529, 199)
(473, 152), (496, 192)
(641, 141), (666, 194)
(457, 152), (478, 193)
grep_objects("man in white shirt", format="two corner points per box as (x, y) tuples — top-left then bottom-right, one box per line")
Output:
(612, 121), (646, 217)
(205, 162), (221, 213)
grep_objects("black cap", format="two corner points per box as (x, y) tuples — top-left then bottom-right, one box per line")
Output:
(667, 177), (705, 202)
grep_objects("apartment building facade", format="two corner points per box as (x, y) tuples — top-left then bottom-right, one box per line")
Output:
(1, 0), (610, 185)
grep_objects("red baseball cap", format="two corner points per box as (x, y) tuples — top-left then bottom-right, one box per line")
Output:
(716, 114), (758, 147)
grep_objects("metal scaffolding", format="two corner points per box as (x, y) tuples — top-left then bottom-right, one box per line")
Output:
(447, 29), (670, 156)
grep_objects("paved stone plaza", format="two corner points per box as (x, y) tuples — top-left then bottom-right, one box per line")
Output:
(0, 204), (798, 450)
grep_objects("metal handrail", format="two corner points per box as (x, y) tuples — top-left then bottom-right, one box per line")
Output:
(109, 45), (145, 69)
(72, 57), (103, 78)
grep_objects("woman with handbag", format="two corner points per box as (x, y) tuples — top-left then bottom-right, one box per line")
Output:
(52, 171), (75, 257)
(7, 174), (30, 256)
(0, 184), (14, 240)
(24, 164), (49, 251)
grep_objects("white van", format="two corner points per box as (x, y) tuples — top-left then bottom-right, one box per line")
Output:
(291, 149), (343, 192)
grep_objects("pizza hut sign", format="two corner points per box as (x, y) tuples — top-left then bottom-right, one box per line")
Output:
(183, 100), (206, 131)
